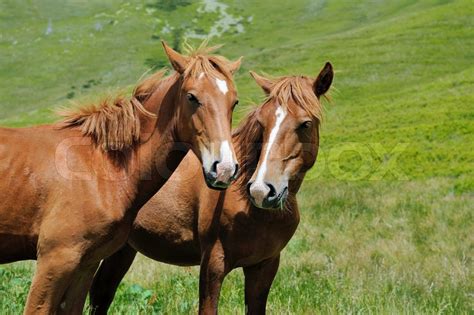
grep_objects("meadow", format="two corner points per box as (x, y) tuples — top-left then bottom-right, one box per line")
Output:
(0, 0), (472, 313)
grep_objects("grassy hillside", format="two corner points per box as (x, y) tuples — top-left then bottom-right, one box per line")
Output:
(0, 0), (472, 313)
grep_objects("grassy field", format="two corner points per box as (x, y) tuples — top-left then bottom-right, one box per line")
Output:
(0, 0), (472, 313)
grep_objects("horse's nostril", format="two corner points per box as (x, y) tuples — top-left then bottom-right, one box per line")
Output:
(266, 183), (277, 199)
(210, 160), (219, 175)
(246, 181), (253, 196)
(232, 163), (240, 178)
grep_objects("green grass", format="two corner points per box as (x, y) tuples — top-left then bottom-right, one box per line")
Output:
(0, 0), (472, 313)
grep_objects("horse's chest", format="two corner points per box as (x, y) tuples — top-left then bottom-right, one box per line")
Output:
(226, 220), (294, 267)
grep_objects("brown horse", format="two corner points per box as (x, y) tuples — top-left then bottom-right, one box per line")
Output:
(0, 42), (241, 314)
(89, 63), (334, 314)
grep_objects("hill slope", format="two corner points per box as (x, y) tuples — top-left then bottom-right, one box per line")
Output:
(0, 0), (472, 313)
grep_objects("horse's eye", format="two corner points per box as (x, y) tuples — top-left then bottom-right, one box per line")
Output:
(187, 93), (200, 105)
(298, 121), (312, 130)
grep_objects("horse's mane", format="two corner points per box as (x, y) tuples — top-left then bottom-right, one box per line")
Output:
(232, 75), (323, 195)
(269, 75), (323, 122)
(232, 109), (263, 193)
(58, 70), (165, 151)
(59, 43), (232, 152)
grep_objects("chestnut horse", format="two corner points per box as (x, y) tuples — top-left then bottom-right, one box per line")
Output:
(0, 42), (241, 314)
(89, 63), (334, 314)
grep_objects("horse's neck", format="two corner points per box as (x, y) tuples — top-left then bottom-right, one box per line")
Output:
(143, 73), (180, 118)
(144, 72), (183, 151)
(129, 75), (189, 211)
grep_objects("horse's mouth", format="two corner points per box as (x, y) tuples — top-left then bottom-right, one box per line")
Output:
(249, 186), (289, 210)
(203, 169), (231, 191)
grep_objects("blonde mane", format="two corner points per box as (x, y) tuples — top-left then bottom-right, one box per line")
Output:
(182, 42), (234, 81)
(59, 42), (233, 152)
(267, 76), (323, 122)
(232, 109), (263, 192)
(58, 70), (165, 151)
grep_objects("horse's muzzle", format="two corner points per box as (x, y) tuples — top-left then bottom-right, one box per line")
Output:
(203, 162), (239, 190)
(247, 181), (288, 209)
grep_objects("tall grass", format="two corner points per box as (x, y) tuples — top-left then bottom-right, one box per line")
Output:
(0, 0), (472, 313)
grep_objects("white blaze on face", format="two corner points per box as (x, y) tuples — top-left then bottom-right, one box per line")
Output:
(219, 140), (234, 165)
(200, 144), (213, 173)
(255, 106), (286, 185)
(216, 140), (235, 182)
(200, 141), (236, 178)
(199, 72), (205, 80)
(215, 78), (228, 95)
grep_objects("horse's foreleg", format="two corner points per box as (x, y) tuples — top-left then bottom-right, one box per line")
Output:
(23, 247), (82, 315)
(199, 241), (228, 315)
(89, 244), (137, 315)
(58, 262), (100, 315)
(243, 255), (280, 315)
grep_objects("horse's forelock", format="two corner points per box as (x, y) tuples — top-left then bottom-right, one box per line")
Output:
(184, 55), (234, 83)
(268, 76), (323, 123)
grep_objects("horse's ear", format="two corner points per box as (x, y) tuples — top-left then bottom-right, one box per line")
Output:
(161, 41), (189, 74)
(314, 62), (334, 98)
(227, 56), (243, 74)
(249, 71), (274, 95)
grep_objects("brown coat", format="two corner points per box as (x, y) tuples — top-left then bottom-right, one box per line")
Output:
(90, 63), (334, 315)
(0, 42), (241, 314)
